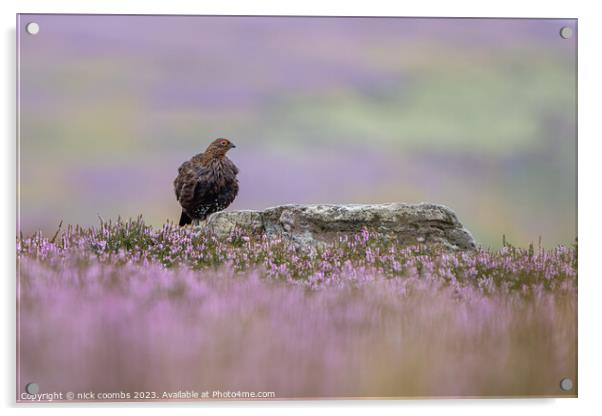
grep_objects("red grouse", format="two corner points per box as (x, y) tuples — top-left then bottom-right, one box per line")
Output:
(174, 138), (239, 226)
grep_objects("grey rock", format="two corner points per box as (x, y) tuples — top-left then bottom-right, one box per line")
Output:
(199, 203), (476, 250)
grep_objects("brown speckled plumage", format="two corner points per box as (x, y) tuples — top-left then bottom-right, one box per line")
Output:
(174, 138), (239, 226)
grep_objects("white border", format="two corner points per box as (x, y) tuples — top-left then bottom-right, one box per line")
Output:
(2, 1), (601, 415)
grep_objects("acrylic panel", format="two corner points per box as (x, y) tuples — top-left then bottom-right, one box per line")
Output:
(17, 14), (577, 402)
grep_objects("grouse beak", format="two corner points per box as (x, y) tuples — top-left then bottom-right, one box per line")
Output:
(230, 144), (236, 149)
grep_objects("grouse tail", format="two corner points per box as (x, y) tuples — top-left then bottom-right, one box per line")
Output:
(179, 210), (192, 227)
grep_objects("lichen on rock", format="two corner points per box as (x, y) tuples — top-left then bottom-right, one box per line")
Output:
(198, 203), (477, 250)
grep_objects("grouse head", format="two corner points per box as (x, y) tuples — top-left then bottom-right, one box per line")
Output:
(205, 138), (236, 158)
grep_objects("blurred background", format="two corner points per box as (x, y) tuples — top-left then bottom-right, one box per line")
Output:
(18, 15), (576, 248)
